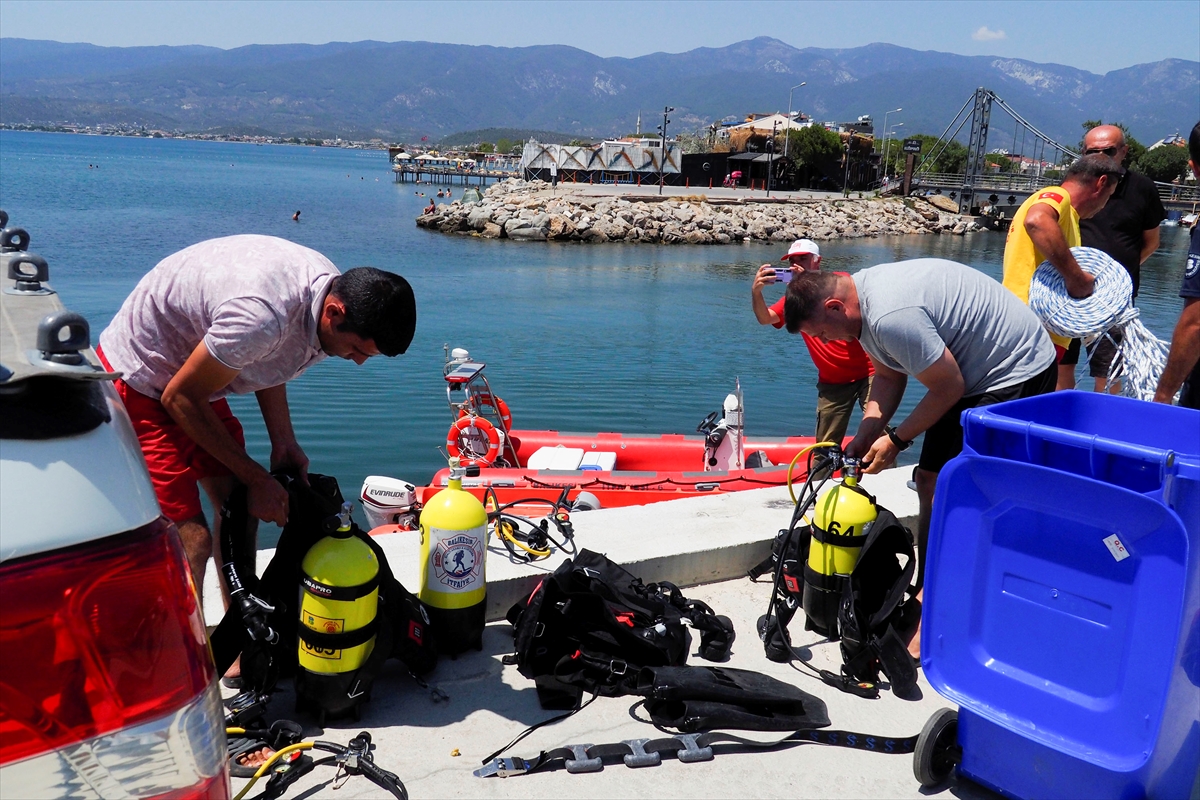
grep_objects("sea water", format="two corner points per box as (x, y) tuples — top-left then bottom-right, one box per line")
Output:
(1, 131), (1190, 540)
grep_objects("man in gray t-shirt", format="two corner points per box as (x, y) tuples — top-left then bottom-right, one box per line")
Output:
(783, 258), (1055, 655)
(99, 235), (417, 617)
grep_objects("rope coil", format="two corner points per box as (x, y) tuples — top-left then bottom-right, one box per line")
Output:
(1029, 246), (1171, 401)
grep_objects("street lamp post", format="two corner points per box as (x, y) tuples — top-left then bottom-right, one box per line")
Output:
(881, 107), (901, 185)
(657, 105), (674, 196)
(783, 82), (806, 160)
(883, 122), (904, 184)
(767, 118), (778, 197)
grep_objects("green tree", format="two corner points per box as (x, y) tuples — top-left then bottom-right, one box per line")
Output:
(1135, 145), (1191, 183)
(786, 126), (844, 188)
(476, 142), (495, 153)
(1079, 120), (1146, 167)
(985, 153), (1014, 172)
(495, 137), (517, 155)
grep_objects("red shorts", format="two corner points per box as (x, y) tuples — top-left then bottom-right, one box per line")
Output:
(98, 347), (244, 523)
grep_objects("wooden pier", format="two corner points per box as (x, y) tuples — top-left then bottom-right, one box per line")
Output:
(392, 166), (515, 186)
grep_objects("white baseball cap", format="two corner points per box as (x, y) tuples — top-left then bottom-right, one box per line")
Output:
(781, 239), (820, 260)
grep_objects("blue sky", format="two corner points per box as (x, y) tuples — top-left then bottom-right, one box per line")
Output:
(2, 0), (1197, 74)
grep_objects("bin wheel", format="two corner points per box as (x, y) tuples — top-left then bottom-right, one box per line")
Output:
(913, 708), (960, 788)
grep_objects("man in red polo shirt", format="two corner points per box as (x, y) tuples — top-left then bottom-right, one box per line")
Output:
(752, 239), (874, 446)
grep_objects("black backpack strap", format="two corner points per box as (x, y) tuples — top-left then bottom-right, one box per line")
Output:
(859, 508), (915, 631)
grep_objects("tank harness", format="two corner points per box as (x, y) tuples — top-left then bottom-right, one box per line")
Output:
(751, 444), (920, 698)
(213, 472), (438, 723)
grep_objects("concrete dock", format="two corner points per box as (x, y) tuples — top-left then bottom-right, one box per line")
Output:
(206, 469), (997, 799)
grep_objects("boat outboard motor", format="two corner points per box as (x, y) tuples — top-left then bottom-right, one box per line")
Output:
(701, 391), (744, 472)
(296, 502), (381, 724)
(360, 476), (419, 531)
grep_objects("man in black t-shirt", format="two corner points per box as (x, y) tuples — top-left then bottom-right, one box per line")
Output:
(1154, 121), (1200, 409)
(1062, 125), (1166, 391)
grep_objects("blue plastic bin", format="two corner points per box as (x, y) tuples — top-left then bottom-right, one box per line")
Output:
(923, 391), (1200, 800)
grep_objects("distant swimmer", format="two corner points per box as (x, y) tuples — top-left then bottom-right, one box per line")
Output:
(423, 199), (436, 215)
(436, 190), (444, 197)
(292, 210), (301, 221)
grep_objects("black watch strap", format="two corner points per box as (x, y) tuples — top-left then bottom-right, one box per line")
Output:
(886, 426), (912, 451)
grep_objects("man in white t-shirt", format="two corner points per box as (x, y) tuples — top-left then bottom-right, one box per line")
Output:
(99, 234), (417, 610)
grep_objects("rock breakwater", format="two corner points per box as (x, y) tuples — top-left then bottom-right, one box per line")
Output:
(416, 179), (984, 244)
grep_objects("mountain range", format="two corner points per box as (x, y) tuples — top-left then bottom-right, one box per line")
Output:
(2, 37), (1196, 148)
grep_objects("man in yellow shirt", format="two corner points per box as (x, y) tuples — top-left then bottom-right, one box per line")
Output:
(1003, 154), (1122, 386)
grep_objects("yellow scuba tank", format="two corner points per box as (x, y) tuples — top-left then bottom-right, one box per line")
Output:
(296, 501), (380, 723)
(802, 458), (877, 637)
(419, 457), (488, 654)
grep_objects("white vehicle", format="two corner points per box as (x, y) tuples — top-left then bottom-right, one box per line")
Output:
(0, 212), (229, 799)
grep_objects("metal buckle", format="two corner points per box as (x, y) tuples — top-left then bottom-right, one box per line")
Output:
(473, 757), (530, 778)
(609, 659), (627, 676)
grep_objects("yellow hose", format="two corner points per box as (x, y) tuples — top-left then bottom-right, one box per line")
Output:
(495, 520), (551, 558)
(786, 442), (839, 505)
(231, 741), (314, 800)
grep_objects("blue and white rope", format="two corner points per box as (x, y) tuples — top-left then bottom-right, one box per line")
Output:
(1029, 246), (1171, 401)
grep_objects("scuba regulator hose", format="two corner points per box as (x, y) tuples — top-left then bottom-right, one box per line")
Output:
(484, 486), (578, 563)
(231, 731), (407, 800)
(761, 444), (881, 699)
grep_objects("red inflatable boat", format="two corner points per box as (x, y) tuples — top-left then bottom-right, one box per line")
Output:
(418, 349), (824, 514)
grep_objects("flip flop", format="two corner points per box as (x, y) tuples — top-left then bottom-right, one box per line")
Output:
(227, 738), (274, 779)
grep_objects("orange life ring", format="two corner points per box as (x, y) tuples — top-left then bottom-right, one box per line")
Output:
(458, 393), (512, 431)
(446, 415), (501, 467)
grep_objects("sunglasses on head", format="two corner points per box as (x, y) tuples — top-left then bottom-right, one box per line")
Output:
(1084, 146), (1120, 157)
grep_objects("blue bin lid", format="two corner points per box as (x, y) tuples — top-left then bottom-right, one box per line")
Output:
(923, 454), (1189, 770)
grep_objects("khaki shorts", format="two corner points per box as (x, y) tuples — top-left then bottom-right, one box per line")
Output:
(814, 376), (871, 446)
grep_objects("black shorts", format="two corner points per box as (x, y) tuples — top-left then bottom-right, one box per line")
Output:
(918, 362), (1058, 474)
(1059, 338), (1081, 366)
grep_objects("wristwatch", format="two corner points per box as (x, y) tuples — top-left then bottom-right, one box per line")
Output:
(885, 426), (913, 452)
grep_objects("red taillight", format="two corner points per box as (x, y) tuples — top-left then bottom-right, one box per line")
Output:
(0, 518), (216, 766)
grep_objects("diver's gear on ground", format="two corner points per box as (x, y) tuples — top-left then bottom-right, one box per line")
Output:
(232, 730), (408, 800)
(485, 486), (577, 563)
(211, 473), (437, 721)
(474, 725), (920, 778)
(220, 484), (278, 648)
(754, 446), (919, 697)
(506, 549), (736, 709)
(637, 665), (829, 732)
(419, 458), (488, 654)
(295, 501), (382, 723)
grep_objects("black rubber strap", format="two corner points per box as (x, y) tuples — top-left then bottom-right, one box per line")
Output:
(509, 727), (919, 775)
(297, 617), (379, 650)
(301, 573), (379, 601)
(808, 524), (869, 548)
(803, 563), (847, 592)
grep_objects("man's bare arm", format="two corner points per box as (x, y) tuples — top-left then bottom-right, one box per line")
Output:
(1024, 204), (1095, 298)
(1154, 297), (1200, 403)
(1139, 226), (1160, 265)
(160, 343), (289, 524)
(846, 358), (906, 456)
(751, 265), (781, 326)
(859, 348), (966, 474)
(256, 384), (309, 482)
